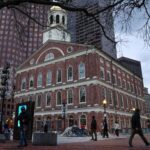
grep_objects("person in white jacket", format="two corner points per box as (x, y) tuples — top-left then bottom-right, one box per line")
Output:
(114, 121), (120, 137)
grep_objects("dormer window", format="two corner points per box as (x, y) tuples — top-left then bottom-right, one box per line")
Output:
(44, 53), (54, 62)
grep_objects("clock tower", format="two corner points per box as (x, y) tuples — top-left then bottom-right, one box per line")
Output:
(43, 6), (71, 43)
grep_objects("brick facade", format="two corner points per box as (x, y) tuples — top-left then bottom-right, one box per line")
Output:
(15, 40), (147, 132)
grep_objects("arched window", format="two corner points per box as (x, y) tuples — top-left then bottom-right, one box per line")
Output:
(79, 86), (86, 103)
(62, 16), (65, 25)
(80, 115), (86, 127)
(29, 75), (34, 88)
(69, 115), (74, 127)
(67, 66), (73, 81)
(37, 72), (42, 87)
(46, 70), (52, 85)
(57, 69), (62, 83)
(50, 15), (53, 24)
(36, 95), (41, 107)
(44, 53), (54, 61)
(21, 78), (26, 90)
(57, 91), (62, 105)
(56, 15), (59, 23)
(46, 93), (51, 107)
(78, 62), (85, 79)
(67, 89), (73, 104)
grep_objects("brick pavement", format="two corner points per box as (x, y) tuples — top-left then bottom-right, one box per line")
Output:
(0, 134), (150, 150)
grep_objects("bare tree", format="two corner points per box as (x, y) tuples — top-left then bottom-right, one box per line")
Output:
(0, 0), (150, 45)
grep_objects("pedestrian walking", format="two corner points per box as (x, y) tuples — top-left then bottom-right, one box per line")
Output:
(129, 108), (149, 147)
(90, 116), (97, 141)
(114, 121), (120, 137)
(17, 106), (29, 147)
(103, 117), (109, 138)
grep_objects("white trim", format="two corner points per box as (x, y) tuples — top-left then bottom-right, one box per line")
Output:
(17, 49), (93, 74)
(16, 48), (142, 82)
(33, 106), (147, 119)
(15, 79), (145, 102)
(36, 47), (65, 64)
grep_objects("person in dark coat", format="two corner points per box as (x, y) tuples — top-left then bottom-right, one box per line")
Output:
(129, 108), (149, 147)
(17, 106), (29, 147)
(103, 117), (109, 138)
(90, 116), (97, 141)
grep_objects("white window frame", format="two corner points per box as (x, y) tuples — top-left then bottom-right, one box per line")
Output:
(67, 89), (73, 105)
(29, 75), (34, 89)
(44, 53), (54, 62)
(67, 66), (73, 81)
(37, 72), (42, 87)
(46, 70), (52, 86)
(36, 95), (42, 108)
(100, 67), (105, 80)
(106, 71), (111, 82)
(78, 62), (85, 79)
(46, 93), (51, 107)
(21, 78), (26, 90)
(57, 69), (62, 83)
(79, 86), (86, 103)
(56, 91), (62, 106)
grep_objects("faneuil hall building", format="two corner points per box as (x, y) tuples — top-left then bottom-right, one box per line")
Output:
(15, 6), (148, 132)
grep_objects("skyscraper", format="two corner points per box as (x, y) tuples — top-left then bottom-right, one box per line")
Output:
(0, 4), (48, 68)
(68, 0), (117, 58)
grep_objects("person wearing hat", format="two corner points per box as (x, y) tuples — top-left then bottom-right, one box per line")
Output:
(129, 108), (149, 147)
(17, 106), (29, 147)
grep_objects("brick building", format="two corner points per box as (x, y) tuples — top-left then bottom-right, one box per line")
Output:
(0, 0), (115, 119)
(14, 6), (147, 132)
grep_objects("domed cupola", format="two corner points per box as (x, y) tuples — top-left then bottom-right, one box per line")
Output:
(43, 5), (71, 43)
(48, 6), (67, 29)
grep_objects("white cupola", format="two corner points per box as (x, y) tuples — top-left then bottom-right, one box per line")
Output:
(43, 6), (71, 43)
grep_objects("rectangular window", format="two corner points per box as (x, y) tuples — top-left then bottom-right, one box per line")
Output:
(107, 89), (113, 105)
(100, 67), (105, 80)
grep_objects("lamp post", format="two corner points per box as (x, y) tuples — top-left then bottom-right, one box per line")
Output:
(103, 99), (107, 118)
(62, 102), (67, 131)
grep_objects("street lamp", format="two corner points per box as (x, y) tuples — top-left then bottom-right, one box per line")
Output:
(62, 102), (67, 131)
(103, 99), (107, 118)
(132, 107), (135, 112)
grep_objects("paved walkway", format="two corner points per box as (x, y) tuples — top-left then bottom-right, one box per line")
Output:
(0, 134), (149, 150)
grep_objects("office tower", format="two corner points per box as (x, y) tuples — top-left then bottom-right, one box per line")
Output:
(68, 0), (117, 58)
(0, 4), (48, 68)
